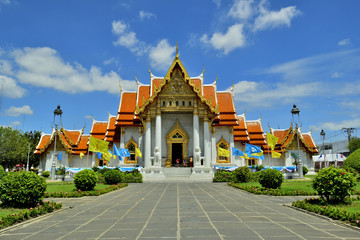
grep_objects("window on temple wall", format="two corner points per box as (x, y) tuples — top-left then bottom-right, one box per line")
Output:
(246, 158), (258, 167)
(125, 138), (138, 164)
(176, 101), (178, 106)
(163, 101), (165, 106)
(216, 137), (230, 163)
(189, 101), (191, 106)
(182, 101), (185, 106)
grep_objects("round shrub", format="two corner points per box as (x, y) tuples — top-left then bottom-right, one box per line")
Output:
(104, 169), (123, 185)
(0, 165), (6, 179)
(233, 166), (251, 183)
(303, 166), (308, 176)
(41, 170), (50, 178)
(259, 168), (283, 189)
(74, 169), (97, 191)
(312, 166), (357, 202)
(0, 171), (47, 207)
(343, 149), (360, 172)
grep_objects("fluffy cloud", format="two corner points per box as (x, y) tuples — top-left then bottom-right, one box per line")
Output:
(331, 72), (344, 78)
(149, 39), (176, 71)
(12, 47), (136, 94)
(201, 24), (246, 55)
(139, 10), (156, 20)
(228, 0), (254, 20)
(0, 60), (12, 75)
(0, 75), (27, 98)
(5, 105), (33, 117)
(112, 20), (127, 35)
(338, 38), (351, 46)
(313, 119), (360, 131)
(253, 5), (301, 32)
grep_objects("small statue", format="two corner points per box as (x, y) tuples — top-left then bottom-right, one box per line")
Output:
(154, 146), (161, 165)
(194, 147), (201, 165)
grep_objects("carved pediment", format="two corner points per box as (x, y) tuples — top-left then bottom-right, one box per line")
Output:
(159, 68), (196, 97)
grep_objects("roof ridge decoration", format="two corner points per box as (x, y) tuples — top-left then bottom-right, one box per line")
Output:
(60, 127), (74, 146)
(136, 48), (219, 115)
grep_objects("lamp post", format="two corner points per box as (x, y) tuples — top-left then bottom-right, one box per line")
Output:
(51, 105), (63, 180)
(291, 104), (303, 178)
(320, 129), (326, 168)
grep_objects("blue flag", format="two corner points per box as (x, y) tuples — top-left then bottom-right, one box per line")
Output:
(120, 148), (130, 157)
(97, 152), (102, 159)
(245, 144), (262, 155)
(232, 147), (244, 157)
(58, 152), (62, 161)
(113, 145), (122, 160)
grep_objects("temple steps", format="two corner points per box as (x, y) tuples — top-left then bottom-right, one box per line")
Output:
(142, 167), (213, 182)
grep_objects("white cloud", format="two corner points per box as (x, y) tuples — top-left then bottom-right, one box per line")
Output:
(112, 20), (127, 35)
(10, 121), (21, 126)
(5, 105), (33, 117)
(331, 72), (344, 78)
(212, 0), (221, 8)
(0, 60), (13, 75)
(338, 38), (351, 46)
(253, 4), (301, 32)
(201, 24), (246, 54)
(149, 39), (176, 71)
(0, 75), (27, 98)
(12, 47), (137, 94)
(313, 119), (360, 131)
(139, 10), (156, 20)
(228, 0), (254, 20)
(84, 115), (93, 119)
(0, 0), (11, 5)
(112, 20), (149, 56)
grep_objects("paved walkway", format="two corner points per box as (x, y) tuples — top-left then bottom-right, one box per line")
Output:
(0, 183), (359, 239)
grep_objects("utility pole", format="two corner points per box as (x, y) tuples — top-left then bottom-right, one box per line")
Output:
(342, 128), (355, 143)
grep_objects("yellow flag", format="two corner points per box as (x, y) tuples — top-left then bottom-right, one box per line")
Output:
(80, 152), (84, 159)
(103, 151), (112, 161)
(272, 151), (281, 158)
(113, 154), (116, 159)
(218, 147), (230, 157)
(267, 132), (278, 150)
(89, 137), (109, 154)
(136, 148), (142, 158)
(252, 149), (263, 157)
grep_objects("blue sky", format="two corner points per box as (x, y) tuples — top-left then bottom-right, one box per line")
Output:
(0, 0), (359, 145)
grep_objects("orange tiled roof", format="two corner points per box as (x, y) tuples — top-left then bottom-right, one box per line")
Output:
(203, 85), (217, 107)
(191, 79), (202, 94)
(151, 79), (163, 95)
(116, 92), (141, 127)
(105, 116), (120, 142)
(246, 120), (266, 147)
(90, 121), (107, 140)
(138, 86), (150, 107)
(214, 92), (237, 126)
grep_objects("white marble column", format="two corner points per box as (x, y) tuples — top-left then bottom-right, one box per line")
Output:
(155, 102), (162, 166)
(229, 128), (234, 164)
(145, 113), (151, 168)
(120, 128), (125, 149)
(203, 116), (211, 167)
(193, 100), (200, 166)
(211, 128), (216, 165)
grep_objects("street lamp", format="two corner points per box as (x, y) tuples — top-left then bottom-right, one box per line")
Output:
(291, 104), (303, 178)
(51, 105), (63, 180)
(320, 129), (326, 168)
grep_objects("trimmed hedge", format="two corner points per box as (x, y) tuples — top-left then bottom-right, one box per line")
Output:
(74, 169), (97, 191)
(104, 169), (124, 185)
(259, 168), (283, 189)
(233, 166), (251, 183)
(343, 149), (360, 172)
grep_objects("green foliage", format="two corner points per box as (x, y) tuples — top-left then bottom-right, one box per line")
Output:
(104, 169), (123, 185)
(312, 166), (357, 202)
(95, 172), (105, 183)
(303, 166), (309, 176)
(74, 169), (97, 191)
(0, 127), (29, 168)
(0, 165), (6, 179)
(255, 165), (265, 172)
(348, 137), (360, 153)
(0, 171), (47, 208)
(123, 169), (143, 183)
(259, 168), (284, 189)
(92, 166), (100, 172)
(233, 166), (251, 183)
(343, 149), (360, 172)
(292, 198), (360, 227)
(0, 201), (62, 229)
(56, 167), (65, 176)
(213, 169), (234, 182)
(249, 171), (261, 182)
(41, 171), (50, 178)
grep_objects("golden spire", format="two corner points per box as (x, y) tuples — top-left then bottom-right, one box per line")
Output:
(202, 65), (205, 75)
(230, 81), (235, 93)
(176, 41), (179, 58)
(119, 80), (123, 93)
(135, 75), (139, 86)
(214, 74), (218, 85)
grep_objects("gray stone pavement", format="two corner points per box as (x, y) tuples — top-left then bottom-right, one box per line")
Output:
(0, 183), (359, 240)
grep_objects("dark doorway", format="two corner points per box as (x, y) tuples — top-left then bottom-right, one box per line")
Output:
(172, 143), (183, 166)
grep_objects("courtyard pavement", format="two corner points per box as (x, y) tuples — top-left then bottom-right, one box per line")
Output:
(0, 183), (359, 240)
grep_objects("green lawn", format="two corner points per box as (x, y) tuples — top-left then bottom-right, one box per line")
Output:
(0, 208), (22, 218)
(46, 183), (112, 193)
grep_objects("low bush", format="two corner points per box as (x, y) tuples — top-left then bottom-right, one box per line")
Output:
(313, 167), (357, 202)
(259, 168), (283, 189)
(74, 169), (97, 191)
(95, 172), (105, 183)
(0, 171), (47, 208)
(213, 169), (233, 182)
(0, 165), (6, 179)
(123, 169), (143, 183)
(0, 201), (62, 229)
(255, 165), (265, 172)
(303, 166), (308, 176)
(41, 170), (50, 178)
(249, 171), (261, 182)
(343, 149), (360, 172)
(233, 166), (251, 183)
(104, 169), (123, 185)
(56, 167), (65, 176)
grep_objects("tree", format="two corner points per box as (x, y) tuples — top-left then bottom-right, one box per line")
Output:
(348, 137), (360, 153)
(24, 131), (41, 168)
(0, 127), (29, 168)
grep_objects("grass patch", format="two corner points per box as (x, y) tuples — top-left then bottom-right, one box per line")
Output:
(0, 208), (22, 218)
(46, 182), (111, 193)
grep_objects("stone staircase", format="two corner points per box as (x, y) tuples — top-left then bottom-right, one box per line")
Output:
(142, 167), (213, 182)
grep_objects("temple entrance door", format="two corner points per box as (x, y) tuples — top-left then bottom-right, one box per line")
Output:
(172, 143), (183, 166)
